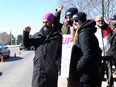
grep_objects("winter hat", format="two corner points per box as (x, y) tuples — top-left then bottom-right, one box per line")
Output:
(65, 8), (78, 18)
(43, 12), (54, 24)
(72, 12), (87, 23)
(111, 15), (116, 20)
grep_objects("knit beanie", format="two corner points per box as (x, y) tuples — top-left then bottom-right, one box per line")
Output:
(72, 12), (87, 23)
(111, 15), (116, 20)
(65, 8), (78, 18)
(43, 12), (54, 24)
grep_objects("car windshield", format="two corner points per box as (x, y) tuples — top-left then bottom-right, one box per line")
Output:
(0, 43), (6, 49)
(0, 45), (2, 48)
(2, 44), (6, 48)
(0, 43), (3, 48)
(0, 45), (3, 51)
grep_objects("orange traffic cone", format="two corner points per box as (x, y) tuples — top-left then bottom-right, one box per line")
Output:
(1, 56), (4, 62)
(14, 52), (16, 57)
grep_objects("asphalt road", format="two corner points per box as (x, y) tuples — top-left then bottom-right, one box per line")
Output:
(0, 47), (116, 87)
(0, 47), (33, 87)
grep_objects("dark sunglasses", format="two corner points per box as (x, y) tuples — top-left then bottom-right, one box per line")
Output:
(74, 19), (78, 22)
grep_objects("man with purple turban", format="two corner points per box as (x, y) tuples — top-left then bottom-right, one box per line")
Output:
(23, 6), (63, 87)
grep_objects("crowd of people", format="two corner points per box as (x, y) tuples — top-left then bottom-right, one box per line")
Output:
(22, 5), (116, 87)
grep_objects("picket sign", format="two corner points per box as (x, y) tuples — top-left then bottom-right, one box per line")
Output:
(61, 35), (73, 78)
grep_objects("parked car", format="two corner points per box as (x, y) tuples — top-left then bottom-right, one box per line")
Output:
(19, 43), (35, 50)
(0, 43), (10, 59)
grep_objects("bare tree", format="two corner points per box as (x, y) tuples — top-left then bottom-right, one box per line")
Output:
(57, 0), (116, 21)
(0, 32), (9, 44)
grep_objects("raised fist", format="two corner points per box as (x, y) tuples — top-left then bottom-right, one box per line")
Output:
(57, 5), (63, 12)
(24, 26), (31, 32)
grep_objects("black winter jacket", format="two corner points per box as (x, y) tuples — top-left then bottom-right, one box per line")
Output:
(71, 20), (102, 85)
(23, 10), (62, 87)
(23, 29), (62, 73)
(107, 32), (116, 59)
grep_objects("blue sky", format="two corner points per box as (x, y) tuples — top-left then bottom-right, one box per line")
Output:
(0, 0), (59, 37)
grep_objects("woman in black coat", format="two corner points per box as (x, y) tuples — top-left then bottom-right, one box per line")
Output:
(68, 12), (102, 87)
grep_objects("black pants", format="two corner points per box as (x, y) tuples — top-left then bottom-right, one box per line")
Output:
(101, 56), (114, 87)
(67, 75), (77, 87)
(76, 81), (101, 87)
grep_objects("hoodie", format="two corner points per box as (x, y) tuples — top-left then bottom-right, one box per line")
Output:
(74, 20), (102, 84)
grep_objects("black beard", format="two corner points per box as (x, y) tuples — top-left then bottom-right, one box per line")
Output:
(42, 26), (52, 35)
(43, 25), (50, 30)
(67, 20), (73, 26)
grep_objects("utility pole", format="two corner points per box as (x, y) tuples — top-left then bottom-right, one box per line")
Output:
(102, 0), (104, 19)
(10, 31), (12, 45)
(15, 36), (17, 45)
(102, 0), (105, 56)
